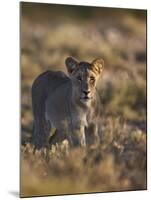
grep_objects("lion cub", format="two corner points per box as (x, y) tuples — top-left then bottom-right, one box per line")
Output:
(32, 57), (104, 149)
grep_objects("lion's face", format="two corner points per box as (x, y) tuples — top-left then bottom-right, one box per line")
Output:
(65, 57), (104, 105)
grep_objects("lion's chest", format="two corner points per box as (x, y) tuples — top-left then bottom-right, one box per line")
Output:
(45, 94), (87, 132)
(45, 104), (87, 132)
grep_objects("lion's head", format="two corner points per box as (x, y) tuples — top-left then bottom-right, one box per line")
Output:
(65, 57), (104, 105)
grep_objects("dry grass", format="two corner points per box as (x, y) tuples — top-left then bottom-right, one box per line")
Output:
(21, 117), (146, 197)
(21, 3), (147, 197)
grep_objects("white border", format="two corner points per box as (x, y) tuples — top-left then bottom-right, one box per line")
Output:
(0, 0), (150, 199)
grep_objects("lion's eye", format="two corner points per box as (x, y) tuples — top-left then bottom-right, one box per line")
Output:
(77, 76), (82, 81)
(90, 76), (95, 81)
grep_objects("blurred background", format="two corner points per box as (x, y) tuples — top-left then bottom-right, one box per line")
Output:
(21, 2), (147, 197)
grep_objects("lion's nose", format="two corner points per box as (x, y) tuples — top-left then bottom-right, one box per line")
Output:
(83, 90), (90, 95)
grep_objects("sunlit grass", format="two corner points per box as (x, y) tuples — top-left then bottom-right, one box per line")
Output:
(21, 118), (146, 197)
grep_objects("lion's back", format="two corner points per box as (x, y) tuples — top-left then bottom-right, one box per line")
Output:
(32, 70), (70, 117)
(32, 70), (69, 93)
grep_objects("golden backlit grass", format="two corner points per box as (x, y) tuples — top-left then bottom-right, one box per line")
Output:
(21, 117), (146, 197)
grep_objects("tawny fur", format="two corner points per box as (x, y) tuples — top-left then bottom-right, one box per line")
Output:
(31, 57), (104, 149)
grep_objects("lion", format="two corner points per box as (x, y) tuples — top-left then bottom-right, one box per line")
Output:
(31, 57), (104, 149)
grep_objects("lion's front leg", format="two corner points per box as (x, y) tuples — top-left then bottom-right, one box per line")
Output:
(69, 126), (86, 147)
(85, 123), (100, 146)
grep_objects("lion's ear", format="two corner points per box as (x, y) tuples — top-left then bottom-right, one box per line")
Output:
(91, 58), (104, 75)
(65, 57), (79, 74)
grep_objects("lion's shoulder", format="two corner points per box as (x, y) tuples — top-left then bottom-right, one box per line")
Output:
(32, 70), (70, 117)
(32, 70), (70, 94)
